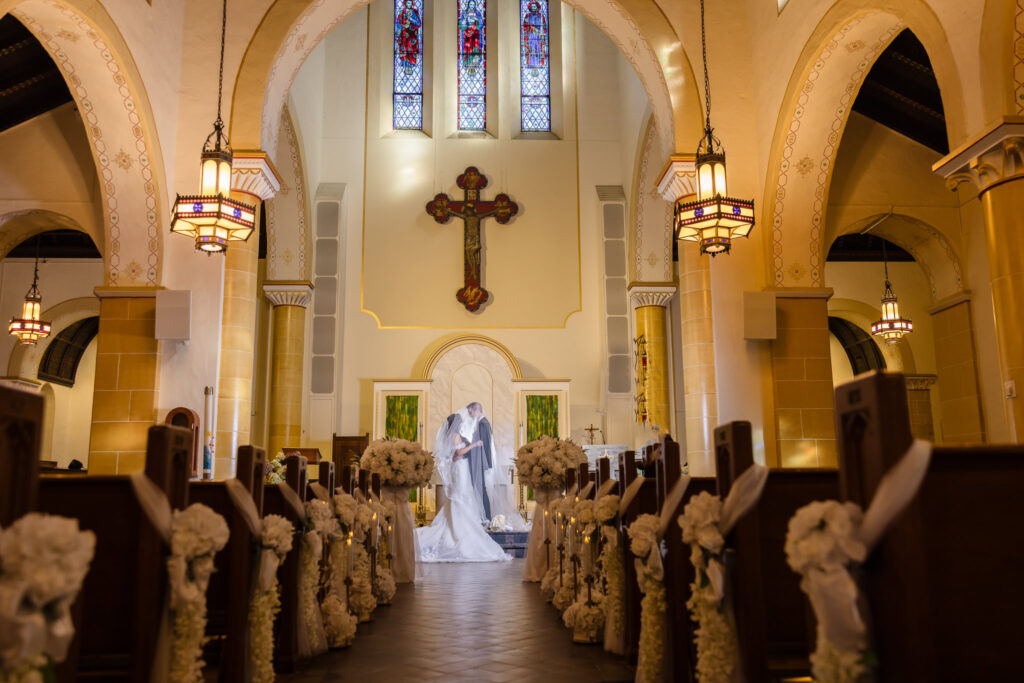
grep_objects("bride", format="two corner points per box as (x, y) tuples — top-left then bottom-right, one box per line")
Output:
(416, 411), (511, 563)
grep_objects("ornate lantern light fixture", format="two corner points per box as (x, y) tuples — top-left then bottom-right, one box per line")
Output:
(170, 0), (255, 254)
(673, 0), (755, 256)
(8, 240), (51, 345)
(871, 242), (913, 344)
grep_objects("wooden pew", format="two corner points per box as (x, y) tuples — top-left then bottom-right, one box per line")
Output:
(594, 456), (616, 496)
(565, 467), (577, 498)
(655, 436), (715, 683)
(38, 425), (192, 682)
(618, 449), (658, 662)
(577, 462), (592, 499)
(0, 383), (44, 526)
(371, 471), (381, 500)
(836, 372), (1024, 681)
(190, 446), (266, 683)
(311, 459), (335, 500)
(262, 454), (308, 673)
(339, 464), (355, 495)
(715, 421), (838, 682)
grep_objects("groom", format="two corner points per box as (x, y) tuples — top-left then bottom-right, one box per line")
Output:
(466, 402), (493, 523)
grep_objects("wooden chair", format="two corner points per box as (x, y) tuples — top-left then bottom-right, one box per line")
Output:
(617, 449), (658, 662)
(0, 383), (44, 526)
(836, 372), (1024, 681)
(715, 421), (838, 682)
(190, 446), (266, 683)
(38, 425), (192, 682)
(332, 433), (369, 466)
(262, 454), (308, 673)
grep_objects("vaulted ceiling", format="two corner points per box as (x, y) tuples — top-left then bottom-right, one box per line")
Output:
(0, 14), (72, 134)
(851, 30), (948, 155)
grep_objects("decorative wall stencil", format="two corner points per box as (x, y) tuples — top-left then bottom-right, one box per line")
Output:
(16, 0), (163, 285)
(633, 117), (673, 281)
(265, 108), (308, 280)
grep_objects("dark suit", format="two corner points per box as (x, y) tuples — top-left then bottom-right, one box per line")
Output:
(468, 417), (493, 520)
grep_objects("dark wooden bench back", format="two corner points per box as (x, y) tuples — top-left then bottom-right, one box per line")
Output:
(38, 425), (192, 682)
(0, 384), (44, 526)
(836, 371), (1024, 681)
(339, 464), (354, 494)
(716, 421), (838, 682)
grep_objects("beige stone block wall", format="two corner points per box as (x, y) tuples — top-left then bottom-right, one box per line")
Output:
(678, 249), (716, 475)
(89, 290), (160, 473)
(771, 295), (836, 467)
(930, 300), (985, 443)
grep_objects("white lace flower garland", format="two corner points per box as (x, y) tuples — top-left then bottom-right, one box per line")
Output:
(596, 494), (625, 641)
(628, 513), (665, 683)
(0, 514), (95, 682)
(679, 491), (738, 683)
(167, 503), (229, 683)
(349, 544), (377, 621)
(785, 501), (871, 683)
(250, 514), (293, 683)
(321, 538), (357, 648)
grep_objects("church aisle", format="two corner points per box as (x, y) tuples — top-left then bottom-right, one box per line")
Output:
(283, 560), (636, 682)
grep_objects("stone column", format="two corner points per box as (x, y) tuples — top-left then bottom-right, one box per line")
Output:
(904, 374), (937, 441)
(935, 120), (1024, 441)
(657, 156), (717, 475)
(89, 287), (161, 474)
(770, 289), (836, 467)
(628, 285), (676, 435)
(263, 282), (312, 459)
(214, 153), (281, 478)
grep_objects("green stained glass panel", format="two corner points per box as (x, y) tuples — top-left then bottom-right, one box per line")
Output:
(385, 395), (419, 441)
(525, 394), (558, 442)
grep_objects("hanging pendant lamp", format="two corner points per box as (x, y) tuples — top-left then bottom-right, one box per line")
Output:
(9, 239), (52, 345)
(673, 0), (755, 256)
(170, 0), (255, 254)
(871, 242), (913, 344)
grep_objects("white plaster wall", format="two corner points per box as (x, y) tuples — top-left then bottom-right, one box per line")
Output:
(46, 337), (97, 467)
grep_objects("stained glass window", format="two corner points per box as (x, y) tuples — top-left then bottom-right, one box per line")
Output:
(457, 0), (487, 130)
(520, 0), (550, 132)
(393, 0), (424, 129)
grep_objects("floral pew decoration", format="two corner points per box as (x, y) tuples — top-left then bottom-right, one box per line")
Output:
(0, 513), (96, 683)
(561, 497), (604, 643)
(265, 453), (287, 484)
(368, 497), (396, 605)
(678, 464), (768, 683)
(595, 492), (625, 654)
(301, 499), (339, 657)
(627, 513), (665, 682)
(516, 435), (587, 582)
(348, 495), (378, 622)
(785, 440), (932, 683)
(322, 490), (358, 648)
(249, 514), (294, 683)
(540, 497), (569, 601)
(359, 439), (433, 584)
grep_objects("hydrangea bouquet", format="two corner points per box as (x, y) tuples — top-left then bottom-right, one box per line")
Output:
(358, 438), (434, 487)
(515, 436), (587, 489)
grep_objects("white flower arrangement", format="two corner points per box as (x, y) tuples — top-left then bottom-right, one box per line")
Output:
(562, 592), (605, 643)
(595, 494), (620, 525)
(487, 514), (508, 532)
(250, 514), (294, 683)
(354, 502), (374, 542)
(679, 491), (739, 683)
(320, 594), (357, 648)
(552, 565), (577, 613)
(299, 536), (327, 655)
(628, 513), (667, 682)
(515, 436), (587, 489)
(626, 513), (660, 560)
(359, 438), (434, 488)
(349, 545), (377, 621)
(573, 499), (597, 535)
(333, 492), (358, 532)
(539, 565), (559, 601)
(599, 525), (626, 640)
(167, 503), (229, 683)
(0, 514), (95, 681)
(305, 499), (340, 537)
(265, 453), (287, 484)
(785, 501), (871, 683)
(373, 566), (397, 604)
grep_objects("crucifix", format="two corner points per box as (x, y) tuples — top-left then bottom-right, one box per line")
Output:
(426, 166), (519, 312)
(584, 424), (604, 445)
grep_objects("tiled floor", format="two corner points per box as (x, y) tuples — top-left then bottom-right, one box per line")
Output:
(286, 559), (636, 682)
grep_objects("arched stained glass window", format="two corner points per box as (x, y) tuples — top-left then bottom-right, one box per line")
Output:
(394, 0), (424, 129)
(520, 0), (550, 132)
(457, 0), (487, 130)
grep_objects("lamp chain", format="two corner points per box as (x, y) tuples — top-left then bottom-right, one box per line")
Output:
(700, 0), (711, 137)
(32, 235), (41, 287)
(882, 239), (890, 283)
(215, 0), (227, 134)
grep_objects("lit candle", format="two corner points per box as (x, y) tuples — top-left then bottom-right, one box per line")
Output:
(347, 531), (354, 576)
(583, 534), (592, 575)
(555, 512), (562, 547)
(372, 512), (379, 546)
(543, 509), (549, 542)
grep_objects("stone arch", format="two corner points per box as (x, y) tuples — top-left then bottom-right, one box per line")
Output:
(7, 296), (101, 378)
(827, 299), (913, 373)
(0, 209), (97, 261)
(0, 0), (167, 285)
(825, 212), (963, 303)
(229, 0), (703, 157)
(762, 1), (968, 289)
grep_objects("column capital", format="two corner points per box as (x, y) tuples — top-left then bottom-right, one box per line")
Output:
(655, 154), (697, 203)
(905, 374), (937, 391)
(232, 150), (282, 202)
(263, 281), (313, 307)
(933, 117), (1024, 193)
(628, 283), (676, 308)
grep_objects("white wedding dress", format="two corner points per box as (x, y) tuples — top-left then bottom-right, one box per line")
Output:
(416, 415), (511, 563)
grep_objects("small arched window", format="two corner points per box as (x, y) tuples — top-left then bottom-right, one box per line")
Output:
(394, 0), (425, 129)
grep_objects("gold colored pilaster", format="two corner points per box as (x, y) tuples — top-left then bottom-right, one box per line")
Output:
(264, 282), (312, 459)
(630, 286), (675, 436)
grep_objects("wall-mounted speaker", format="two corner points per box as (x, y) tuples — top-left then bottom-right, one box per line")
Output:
(155, 290), (191, 341)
